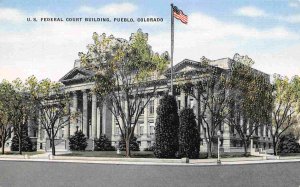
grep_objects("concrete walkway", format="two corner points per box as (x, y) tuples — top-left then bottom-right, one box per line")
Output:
(1, 153), (300, 166)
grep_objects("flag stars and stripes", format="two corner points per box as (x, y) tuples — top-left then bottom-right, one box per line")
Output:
(173, 6), (188, 24)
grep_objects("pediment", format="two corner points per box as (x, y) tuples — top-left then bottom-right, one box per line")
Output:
(176, 64), (198, 73)
(72, 72), (86, 79)
(59, 68), (94, 84)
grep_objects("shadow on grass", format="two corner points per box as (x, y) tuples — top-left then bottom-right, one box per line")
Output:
(62, 151), (155, 158)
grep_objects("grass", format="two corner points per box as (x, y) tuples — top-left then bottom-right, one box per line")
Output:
(1, 151), (45, 156)
(278, 153), (300, 156)
(61, 151), (255, 159)
(199, 152), (255, 159)
(61, 151), (155, 158)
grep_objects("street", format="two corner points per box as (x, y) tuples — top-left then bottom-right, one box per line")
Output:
(0, 160), (299, 187)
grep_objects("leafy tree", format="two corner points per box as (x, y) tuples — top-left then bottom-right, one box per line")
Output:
(278, 133), (300, 154)
(69, 130), (88, 151)
(26, 76), (72, 155)
(154, 95), (179, 158)
(0, 80), (15, 154)
(11, 125), (33, 152)
(119, 136), (140, 151)
(94, 135), (115, 151)
(6, 79), (35, 155)
(179, 60), (231, 158)
(179, 108), (200, 158)
(271, 75), (300, 155)
(227, 56), (272, 156)
(79, 29), (169, 157)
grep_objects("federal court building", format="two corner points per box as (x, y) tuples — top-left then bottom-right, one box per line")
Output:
(20, 45), (272, 154)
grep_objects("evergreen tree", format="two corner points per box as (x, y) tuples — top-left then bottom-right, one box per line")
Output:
(69, 130), (88, 151)
(94, 135), (115, 151)
(154, 95), (179, 158)
(11, 126), (33, 152)
(119, 136), (140, 151)
(178, 108), (200, 159)
(278, 133), (300, 154)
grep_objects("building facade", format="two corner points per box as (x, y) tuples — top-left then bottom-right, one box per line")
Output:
(28, 56), (273, 153)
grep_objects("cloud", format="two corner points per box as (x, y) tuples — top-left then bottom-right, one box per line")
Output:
(252, 44), (300, 78)
(289, 0), (300, 8)
(279, 14), (300, 23)
(0, 9), (299, 82)
(149, 12), (299, 77)
(78, 3), (137, 16)
(0, 8), (25, 22)
(0, 8), (53, 23)
(235, 6), (267, 17)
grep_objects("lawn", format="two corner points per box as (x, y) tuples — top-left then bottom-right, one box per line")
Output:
(1, 151), (45, 156)
(61, 151), (254, 159)
(278, 152), (300, 156)
(61, 151), (155, 158)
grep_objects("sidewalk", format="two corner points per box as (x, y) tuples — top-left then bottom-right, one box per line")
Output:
(1, 153), (300, 166)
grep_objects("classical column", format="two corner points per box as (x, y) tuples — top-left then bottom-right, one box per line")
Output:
(96, 106), (101, 138)
(246, 119), (250, 135)
(102, 102), (107, 135)
(64, 102), (70, 138)
(263, 125), (266, 138)
(70, 92), (78, 135)
(144, 99), (149, 136)
(82, 90), (88, 137)
(91, 93), (97, 139)
(223, 122), (230, 152)
(180, 91), (185, 109)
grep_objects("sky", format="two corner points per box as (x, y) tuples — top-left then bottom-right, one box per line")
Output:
(0, 0), (300, 81)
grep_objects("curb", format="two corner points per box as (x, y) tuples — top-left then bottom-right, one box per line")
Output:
(1, 156), (300, 167)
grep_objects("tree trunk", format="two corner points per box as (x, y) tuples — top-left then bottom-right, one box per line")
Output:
(207, 141), (212, 158)
(52, 138), (56, 156)
(1, 137), (5, 154)
(125, 138), (130, 157)
(243, 140), (248, 156)
(272, 136), (277, 155)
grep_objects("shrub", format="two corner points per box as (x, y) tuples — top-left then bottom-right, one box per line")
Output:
(278, 133), (300, 154)
(11, 127), (34, 152)
(178, 108), (200, 159)
(144, 145), (155, 151)
(119, 136), (140, 151)
(94, 135), (115, 151)
(69, 130), (88, 151)
(154, 95), (179, 158)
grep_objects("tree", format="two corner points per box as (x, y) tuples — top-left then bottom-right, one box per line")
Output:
(7, 79), (35, 155)
(179, 60), (231, 158)
(278, 133), (300, 154)
(94, 135), (115, 151)
(271, 75), (300, 155)
(227, 55), (272, 156)
(154, 95), (179, 158)
(11, 125), (33, 152)
(0, 80), (15, 154)
(178, 108), (200, 158)
(26, 76), (72, 155)
(79, 29), (169, 157)
(69, 130), (88, 151)
(119, 136), (140, 151)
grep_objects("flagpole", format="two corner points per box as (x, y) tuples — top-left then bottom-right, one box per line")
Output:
(170, 3), (174, 96)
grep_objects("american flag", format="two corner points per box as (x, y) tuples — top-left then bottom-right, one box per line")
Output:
(173, 6), (188, 24)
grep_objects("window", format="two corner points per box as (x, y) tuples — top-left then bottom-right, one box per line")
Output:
(150, 126), (155, 135)
(140, 126), (144, 135)
(177, 100), (181, 110)
(115, 123), (120, 135)
(149, 100), (154, 114)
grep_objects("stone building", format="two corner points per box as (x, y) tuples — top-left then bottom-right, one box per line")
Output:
(31, 56), (273, 153)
